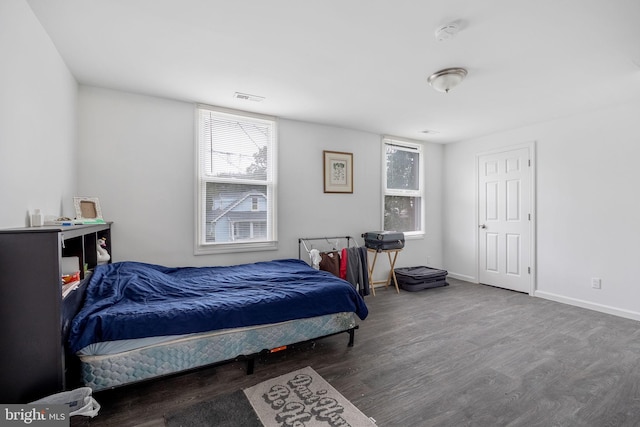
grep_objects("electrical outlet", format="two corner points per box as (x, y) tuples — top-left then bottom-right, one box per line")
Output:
(426, 256), (432, 266)
(591, 278), (601, 289)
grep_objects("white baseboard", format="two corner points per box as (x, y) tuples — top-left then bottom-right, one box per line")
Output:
(447, 272), (476, 283)
(447, 273), (640, 322)
(535, 290), (640, 322)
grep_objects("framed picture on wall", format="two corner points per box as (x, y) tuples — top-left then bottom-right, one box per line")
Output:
(323, 150), (353, 193)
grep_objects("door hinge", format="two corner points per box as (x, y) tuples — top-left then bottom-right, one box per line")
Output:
(528, 159), (531, 167)
(528, 213), (531, 221)
(528, 267), (531, 274)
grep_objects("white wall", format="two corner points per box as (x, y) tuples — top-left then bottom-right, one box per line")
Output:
(443, 99), (640, 320)
(78, 86), (443, 271)
(0, 0), (77, 228)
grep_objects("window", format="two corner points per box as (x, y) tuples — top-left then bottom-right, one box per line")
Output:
(196, 105), (277, 253)
(382, 137), (424, 235)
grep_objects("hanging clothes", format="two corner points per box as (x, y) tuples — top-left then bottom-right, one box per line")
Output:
(309, 249), (322, 269)
(345, 246), (370, 296)
(357, 247), (371, 296)
(319, 251), (341, 277)
(340, 248), (348, 279)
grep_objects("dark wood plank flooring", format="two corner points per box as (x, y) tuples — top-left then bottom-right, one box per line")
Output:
(71, 279), (640, 426)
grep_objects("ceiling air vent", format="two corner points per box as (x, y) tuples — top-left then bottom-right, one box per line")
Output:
(234, 92), (265, 102)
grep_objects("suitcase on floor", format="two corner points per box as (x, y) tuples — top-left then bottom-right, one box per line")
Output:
(362, 231), (405, 251)
(394, 266), (448, 291)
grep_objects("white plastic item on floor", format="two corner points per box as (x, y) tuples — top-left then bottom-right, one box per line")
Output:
(30, 387), (100, 417)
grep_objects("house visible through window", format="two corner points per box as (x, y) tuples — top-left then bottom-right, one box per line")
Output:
(196, 106), (277, 253)
(382, 137), (424, 235)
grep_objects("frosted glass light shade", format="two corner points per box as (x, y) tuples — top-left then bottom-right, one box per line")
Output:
(428, 68), (468, 93)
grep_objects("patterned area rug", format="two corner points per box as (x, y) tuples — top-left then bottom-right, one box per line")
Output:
(244, 366), (376, 427)
(164, 366), (376, 427)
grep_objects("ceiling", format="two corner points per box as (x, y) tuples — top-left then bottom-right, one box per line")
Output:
(26, 0), (640, 143)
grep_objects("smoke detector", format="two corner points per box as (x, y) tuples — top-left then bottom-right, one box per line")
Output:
(435, 22), (460, 41)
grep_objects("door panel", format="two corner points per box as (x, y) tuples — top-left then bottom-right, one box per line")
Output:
(478, 147), (531, 293)
(506, 179), (520, 221)
(506, 233), (520, 275)
(486, 181), (498, 220)
(486, 232), (499, 272)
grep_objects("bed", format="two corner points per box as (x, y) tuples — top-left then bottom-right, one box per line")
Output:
(68, 258), (369, 391)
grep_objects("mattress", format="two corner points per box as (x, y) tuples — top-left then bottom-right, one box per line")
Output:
(69, 259), (368, 353)
(79, 312), (357, 391)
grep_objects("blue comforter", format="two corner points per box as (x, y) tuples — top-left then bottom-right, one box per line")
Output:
(68, 259), (368, 353)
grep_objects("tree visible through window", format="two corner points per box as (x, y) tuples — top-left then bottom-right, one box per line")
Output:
(383, 139), (424, 234)
(196, 106), (277, 253)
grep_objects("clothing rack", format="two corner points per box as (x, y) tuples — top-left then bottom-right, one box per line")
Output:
(298, 236), (357, 260)
(298, 236), (370, 297)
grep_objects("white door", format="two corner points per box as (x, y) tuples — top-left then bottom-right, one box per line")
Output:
(478, 147), (532, 293)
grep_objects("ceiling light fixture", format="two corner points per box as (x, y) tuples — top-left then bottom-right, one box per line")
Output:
(427, 67), (468, 93)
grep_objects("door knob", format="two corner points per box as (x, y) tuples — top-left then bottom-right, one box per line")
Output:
(479, 224), (487, 229)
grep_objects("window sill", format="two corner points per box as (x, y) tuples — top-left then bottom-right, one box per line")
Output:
(195, 240), (278, 255)
(403, 232), (425, 240)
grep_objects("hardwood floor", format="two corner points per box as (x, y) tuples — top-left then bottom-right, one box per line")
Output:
(71, 279), (640, 426)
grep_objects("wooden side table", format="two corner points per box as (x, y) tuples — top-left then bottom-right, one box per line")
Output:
(366, 248), (401, 295)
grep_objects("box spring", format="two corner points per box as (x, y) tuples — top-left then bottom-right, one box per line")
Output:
(79, 312), (357, 391)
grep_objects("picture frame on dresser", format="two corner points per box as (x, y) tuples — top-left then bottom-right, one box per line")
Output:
(73, 197), (102, 220)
